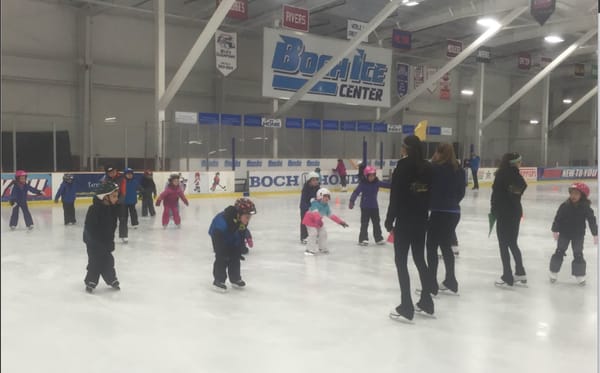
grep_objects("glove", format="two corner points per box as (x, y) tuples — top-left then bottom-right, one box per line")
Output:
(594, 236), (598, 245)
(349, 202), (354, 209)
(246, 237), (254, 248)
(384, 219), (393, 232)
(340, 222), (349, 228)
(553, 232), (559, 241)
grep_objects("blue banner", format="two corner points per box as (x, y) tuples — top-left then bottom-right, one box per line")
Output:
(402, 124), (415, 134)
(427, 126), (441, 135)
(357, 122), (372, 132)
(220, 114), (242, 126)
(244, 115), (262, 127)
(323, 120), (339, 130)
(286, 117), (303, 129)
(199, 112), (220, 125)
(373, 122), (387, 133)
(304, 119), (322, 130)
(341, 121), (356, 131)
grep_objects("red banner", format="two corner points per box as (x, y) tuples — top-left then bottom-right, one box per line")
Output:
(282, 5), (309, 32)
(446, 39), (463, 58)
(216, 0), (248, 20)
(518, 52), (531, 70)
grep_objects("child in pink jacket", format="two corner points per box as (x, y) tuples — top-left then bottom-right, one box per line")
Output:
(155, 174), (189, 228)
(301, 188), (348, 255)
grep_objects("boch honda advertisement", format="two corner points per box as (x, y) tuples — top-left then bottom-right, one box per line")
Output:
(262, 28), (392, 108)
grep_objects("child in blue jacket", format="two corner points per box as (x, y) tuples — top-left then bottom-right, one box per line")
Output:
(121, 168), (140, 235)
(9, 170), (43, 230)
(349, 166), (390, 245)
(54, 174), (77, 225)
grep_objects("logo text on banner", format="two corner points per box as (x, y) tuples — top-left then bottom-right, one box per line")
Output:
(215, 30), (237, 76)
(282, 5), (309, 32)
(262, 118), (282, 128)
(518, 52), (531, 70)
(387, 124), (402, 133)
(217, 0), (247, 20)
(446, 39), (463, 58)
(263, 28), (392, 108)
(396, 63), (409, 97)
(476, 47), (491, 63)
(347, 20), (368, 43)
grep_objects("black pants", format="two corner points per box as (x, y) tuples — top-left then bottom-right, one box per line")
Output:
(426, 212), (460, 293)
(340, 175), (347, 188)
(62, 202), (76, 224)
(393, 221), (433, 317)
(300, 208), (308, 241)
(119, 204), (139, 238)
(496, 214), (526, 285)
(141, 193), (156, 217)
(550, 235), (585, 276)
(84, 245), (117, 287)
(359, 208), (383, 242)
(471, 168), (479, 189)
(212, 242), (242, 283)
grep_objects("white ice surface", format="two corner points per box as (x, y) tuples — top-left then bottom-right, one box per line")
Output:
(1, 182), (597, 373)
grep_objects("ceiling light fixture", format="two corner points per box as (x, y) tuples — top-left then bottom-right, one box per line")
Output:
(562, 98), (573, 104)
(544, 35), (564, 44)
(404, 1), (419, 6)
(476, 18), (500, 28)
(530, 119), (539, 125)
(461, 89), (474, 96)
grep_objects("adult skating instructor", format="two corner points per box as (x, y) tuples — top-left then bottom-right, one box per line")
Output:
(385, 135), (434, 322)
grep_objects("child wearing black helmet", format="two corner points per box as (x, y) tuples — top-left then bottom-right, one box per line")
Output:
(54, 174), (77, 225)
(209, 198), (256, 291)
(549, 182), (598, 285)
(83, 182), (121, 293)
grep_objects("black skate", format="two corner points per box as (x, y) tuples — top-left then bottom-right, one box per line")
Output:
(231, 280), (246, 289)
(213, 280), (227, 292)
(389, 305), (414, 323)
(415, 301), (435, 318)
(110, 280), (121, 290)
(85, 282), (96, 294)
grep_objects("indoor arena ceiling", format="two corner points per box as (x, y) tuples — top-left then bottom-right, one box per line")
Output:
(62, 0), (597, 70)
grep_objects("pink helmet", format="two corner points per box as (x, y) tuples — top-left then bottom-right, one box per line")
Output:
(363, 166), (376, 177)
(569, 182), (590, 198)
(15, 170), (27, 178)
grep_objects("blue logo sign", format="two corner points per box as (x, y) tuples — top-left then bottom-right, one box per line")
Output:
(288, 160), (302, 167)
(247, 160), (263, 167)
(271, 35), (388, 102)
(268, 160), (283, 167)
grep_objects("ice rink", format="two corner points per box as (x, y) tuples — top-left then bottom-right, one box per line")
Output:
(1, 181), (598, 373)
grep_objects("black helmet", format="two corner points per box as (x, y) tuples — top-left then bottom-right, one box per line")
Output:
(95, 182), (119, 200)
(63, 174), (74, 182)
(234, 197), (256, 215)
(104, 165), (115, 173)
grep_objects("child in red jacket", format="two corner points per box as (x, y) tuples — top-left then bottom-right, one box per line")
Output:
(155, 174), (189, 228)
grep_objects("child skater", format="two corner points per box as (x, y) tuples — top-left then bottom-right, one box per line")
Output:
(349, 166), (390, 246)
(54, 173), (77, 225)
(155, 173), (189, 228)
(549, 182), (598, 285)
(210, 172), (226, 191)
(139, 170), (157, 217)
(8, 170), (43, 230)
(299, 171), (321, 244)
(83, 182), (121, 293)
(209, 198), (256, 291)
(122, 168), (140, 230)
(302, 188), (349, 255)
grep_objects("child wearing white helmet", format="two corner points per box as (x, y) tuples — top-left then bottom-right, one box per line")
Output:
(299, 171), (321, 244)
(301, 188), (348, 255)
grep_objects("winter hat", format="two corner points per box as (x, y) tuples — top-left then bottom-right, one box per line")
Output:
(403, 135), (421, 149)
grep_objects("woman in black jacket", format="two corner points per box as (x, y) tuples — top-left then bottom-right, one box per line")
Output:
(491, 152), (527, 287)
(385, 135), (434, 322)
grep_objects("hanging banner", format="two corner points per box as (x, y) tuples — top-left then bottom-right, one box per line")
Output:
(262, 28), (392, 108)
(518, 52), (531, 70)
(392, 29), (412, 50)
(215, 30), (237, 76)
(439, 72), (451, 100)
(396, 63), (409, 97)
(282, 5), (309, 32)
(426, 67), (438, 94)
(476, 47), (491, 63)
(216, 0), (248, 20)
(574, 63), (585, 77)
(446, 39), (463, 58)
(413, 65), (425, 89)
(530, 0), (555, 26)
(175, 111), (198, 124)
(347, 20), (368, 42)
(592, 64), (598, 79)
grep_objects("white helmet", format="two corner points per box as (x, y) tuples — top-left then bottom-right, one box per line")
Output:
(316, 188), (331, 200)
(307, 171), (320, 180)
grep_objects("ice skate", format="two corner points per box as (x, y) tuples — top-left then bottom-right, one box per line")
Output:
(358, 240), (369, 246)
(415, 301), (435, 318)
(319, 248), (329, 254)
(110, 280), (120, 290)
(304, 249), (317, 256)
(301, 239), (308, 245)
(9, 226), (16, 230)
(514, 275), (528, 286)
(231, 279), (246, 289)
(176, 224), (181, 229)
(575, 276), (586, 286)
(212, 280), (227, 292)
(439, 281), (459, 295)
(389, 306), (414, 324)
(549, 272), (558, 283)
(27, 225), (34, 231)
(132, 225), (138, 229)
(121, 237), (128, 243)
(415, 288), (438, 297)
(375, 239), (386, 245)
(451, 245), (459, 257)
(85, 282), (96, 294)
(494, 278), (513, 288)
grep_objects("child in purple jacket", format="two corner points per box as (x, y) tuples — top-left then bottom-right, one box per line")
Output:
(9, 170), (43, 230)
(349, 166), (390, 245)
